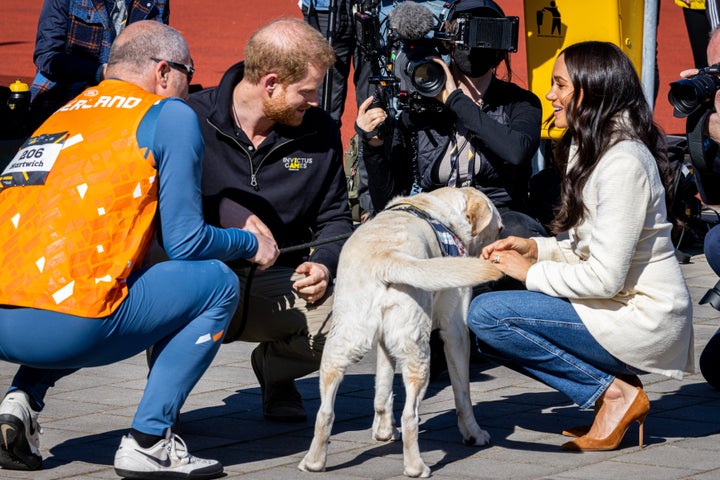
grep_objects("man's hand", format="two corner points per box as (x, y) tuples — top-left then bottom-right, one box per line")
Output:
(679, 67), (700, 79)
(219, 197), (278, 268)
(249, 232), (279, 270)
(293, 261), (331, 303)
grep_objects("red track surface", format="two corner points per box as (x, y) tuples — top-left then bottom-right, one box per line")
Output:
(0, 1), (696, 146)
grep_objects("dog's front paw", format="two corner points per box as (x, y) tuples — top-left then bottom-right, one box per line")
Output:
(463, 427), (491, 446)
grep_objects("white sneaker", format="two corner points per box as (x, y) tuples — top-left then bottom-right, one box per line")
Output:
(0, 390), (43, 470)
(113, 430), (223, 479)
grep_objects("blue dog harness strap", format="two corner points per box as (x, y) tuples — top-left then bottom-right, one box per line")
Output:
(388, 203), (467, 257)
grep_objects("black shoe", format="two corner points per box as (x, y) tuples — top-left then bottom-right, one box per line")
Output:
(251, 347), (307, 423)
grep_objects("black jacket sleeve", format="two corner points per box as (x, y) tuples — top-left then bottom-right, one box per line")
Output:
(445, 86), (542, 166)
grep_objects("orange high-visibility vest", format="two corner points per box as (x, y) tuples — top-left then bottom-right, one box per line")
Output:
(0, 80), (162, 317)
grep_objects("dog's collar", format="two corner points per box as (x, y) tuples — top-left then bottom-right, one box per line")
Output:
(388, 202), (467, 257)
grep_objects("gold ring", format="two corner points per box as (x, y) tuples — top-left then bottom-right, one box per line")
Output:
(494, 255), (501, 264)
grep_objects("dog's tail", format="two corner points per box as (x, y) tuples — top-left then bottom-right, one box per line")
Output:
(373, 253), (504, 291)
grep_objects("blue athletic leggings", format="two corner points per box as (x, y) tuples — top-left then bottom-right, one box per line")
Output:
(0, 259), (239, 436)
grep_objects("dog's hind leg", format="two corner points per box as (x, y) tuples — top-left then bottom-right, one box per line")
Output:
(437, 291), (491, 447)
(381, 294), (432, 478)
(372, 343), (400, 442)
(299, 322), (374, 473)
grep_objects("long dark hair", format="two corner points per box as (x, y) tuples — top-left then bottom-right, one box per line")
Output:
(547, 41), (672, 234)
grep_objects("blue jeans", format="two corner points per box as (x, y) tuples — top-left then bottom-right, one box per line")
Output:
(0, 259), (239, 436)
(467, 291), (638, 409)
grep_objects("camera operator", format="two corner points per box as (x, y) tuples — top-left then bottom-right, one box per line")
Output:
(357, 0), (547, 239)
(357, 0), (549, 381)
(677, 27), (720, 390)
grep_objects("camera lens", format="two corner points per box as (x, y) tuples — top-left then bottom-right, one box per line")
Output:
(393, 46), (447, 98)
(410, 61), (446, 97)
(668, 73), (720, 118)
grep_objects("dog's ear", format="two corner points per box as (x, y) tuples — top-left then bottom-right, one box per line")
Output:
(466, 192), (493, 237)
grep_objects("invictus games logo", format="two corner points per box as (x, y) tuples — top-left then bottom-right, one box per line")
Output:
(283, 156), (312, 171)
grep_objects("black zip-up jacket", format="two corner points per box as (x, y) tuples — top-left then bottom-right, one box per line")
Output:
(188, 61), (353, 274)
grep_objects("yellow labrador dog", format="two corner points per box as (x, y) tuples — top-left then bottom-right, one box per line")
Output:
(299, 187), (503, 478)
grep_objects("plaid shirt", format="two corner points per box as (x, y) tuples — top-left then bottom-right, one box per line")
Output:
(30, 0), (169, 125)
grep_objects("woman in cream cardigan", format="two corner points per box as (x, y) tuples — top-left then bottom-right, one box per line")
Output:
(467, 41), (694, 451)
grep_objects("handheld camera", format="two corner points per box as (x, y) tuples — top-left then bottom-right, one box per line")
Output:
(668, 63), (720, 118)
(354, 1), (519, 116)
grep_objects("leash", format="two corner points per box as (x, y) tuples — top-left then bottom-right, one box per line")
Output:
(277, 232), (352, 254)
(228, 231), (353, 342)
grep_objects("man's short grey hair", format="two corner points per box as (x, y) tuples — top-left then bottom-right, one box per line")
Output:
(107, 21), (190, 75)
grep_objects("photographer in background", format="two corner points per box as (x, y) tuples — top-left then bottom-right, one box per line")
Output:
(357, 0), (547, 239)
(677, 27), (720, 390)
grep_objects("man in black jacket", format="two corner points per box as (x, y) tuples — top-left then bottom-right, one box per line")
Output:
(188, 18), (353, 422)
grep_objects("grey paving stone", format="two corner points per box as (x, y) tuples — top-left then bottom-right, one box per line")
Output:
(2, 251), (720, 479)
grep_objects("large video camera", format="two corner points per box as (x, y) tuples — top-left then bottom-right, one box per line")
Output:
(668, 63), (720, 118)
(355, 1), (518, 116)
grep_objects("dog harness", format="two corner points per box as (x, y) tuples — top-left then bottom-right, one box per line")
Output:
(388, 203), (467, 257)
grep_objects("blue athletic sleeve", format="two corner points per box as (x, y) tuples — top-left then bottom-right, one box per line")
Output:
(137, 98), (258, 261)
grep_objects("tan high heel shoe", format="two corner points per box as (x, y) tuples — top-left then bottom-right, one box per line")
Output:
(561, 386), (649, 451)
(562, 375), (643, 438)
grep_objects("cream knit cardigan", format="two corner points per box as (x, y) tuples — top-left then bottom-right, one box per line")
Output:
(527, 140), (694, 379)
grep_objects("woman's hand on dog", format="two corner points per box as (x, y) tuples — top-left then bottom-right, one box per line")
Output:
(293, 262), (331, 304)
(481, 236), (538, 283)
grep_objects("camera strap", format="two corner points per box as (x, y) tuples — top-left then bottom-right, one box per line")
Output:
(446, 132), (475, 187)
(686, 109), (718, 174)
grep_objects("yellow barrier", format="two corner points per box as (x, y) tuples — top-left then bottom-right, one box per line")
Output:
(524, 0), (645, 138)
